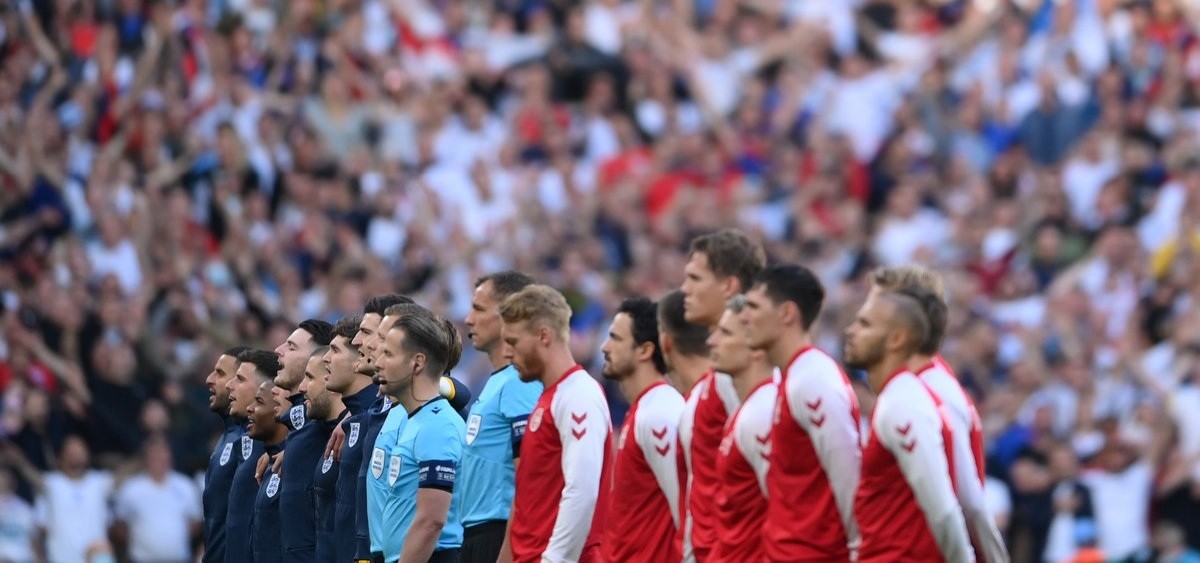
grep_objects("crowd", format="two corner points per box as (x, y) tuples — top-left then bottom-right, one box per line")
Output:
(2, 0), (1200, 560)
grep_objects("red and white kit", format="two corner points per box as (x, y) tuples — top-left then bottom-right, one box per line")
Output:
(677, 371), (739, 562)
(605, 380), (685, 562)
(712, 379), (776, 562)
(856, 368), (973, 563)
(511, 366), (613, 563)
(764, 347), (862, 561)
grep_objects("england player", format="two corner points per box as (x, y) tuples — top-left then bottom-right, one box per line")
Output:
(202, 345), (247, 563)
(460, 271), (542, 563)
(678, 229), (764, 561)
(325, 315), (378, 562)
(250, 379), (290, 563)
(222, 349), (279, 563)
(373, 307), (466, 562)
(500, 285), (613, 563)
(740, 264), (861, 561)
(600, 297), (684, 562)
(302, 345), (345, 563)
(273, 319), (334, 562)
(869, 266), (1009, 563)
(708, 298), (774, 562)
(844, 287), (972, 562)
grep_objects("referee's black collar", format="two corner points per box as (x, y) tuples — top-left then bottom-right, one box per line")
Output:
(408, 396), (448, 419)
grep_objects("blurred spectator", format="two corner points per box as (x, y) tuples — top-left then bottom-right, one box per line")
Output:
(111, 436), (202, 562)
(31, 436), (113, 563)
(0, 465), (35, 563)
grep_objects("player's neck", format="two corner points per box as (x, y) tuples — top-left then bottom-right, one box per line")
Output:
(619, 367), (664, 405)
(325, 398), (347, 422)
(267, 428), (288, 445)
(344, 376), (372, 398)
(731, 361), (773, 401)
(906, 353), (934, 373)
(868, 354), (909, 394)
(400, 376), (441, 414)
(668, 355), (711, 395)
(538, 346), (580, 389)
(486, 346), (509, 372)
(768, 330), (811, 370)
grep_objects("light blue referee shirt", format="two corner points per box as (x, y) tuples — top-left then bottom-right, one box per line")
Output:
(366, 403), (407, 555)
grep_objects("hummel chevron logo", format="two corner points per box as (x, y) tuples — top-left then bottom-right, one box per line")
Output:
(897, 423), (912, 436)
(805, 398), (822, 411)
(754, 433), (769, 445)
(901, 440), (917, 452)
(651, 427), (667, 440)
(655, 444), (670, 456)
(571, 412), (587, 424)
(572, 428), (587, 440)
(810, 414), (826, 428)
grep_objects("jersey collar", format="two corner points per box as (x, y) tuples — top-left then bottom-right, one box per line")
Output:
(408, 396), (448, 419)
(344, 383), (379, 415)
(881, 365), (911, 391)
(546, 364), (584, 393)
(634, 379), (668, 404)
(784, 345), (815, 375)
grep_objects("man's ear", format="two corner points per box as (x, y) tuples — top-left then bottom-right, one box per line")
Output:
(635, 341), (656, 363)
(659, 334), (674, 357)
(782, 300), (802, 328)
(538, 325), (552, 347)
(722, 276), (741, 300)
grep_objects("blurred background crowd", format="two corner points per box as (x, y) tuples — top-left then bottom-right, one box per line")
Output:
(2, 0), (1200, 560)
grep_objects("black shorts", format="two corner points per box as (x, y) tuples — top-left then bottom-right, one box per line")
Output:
(371, 548), (460, 563)
(461, 520), (507, 563)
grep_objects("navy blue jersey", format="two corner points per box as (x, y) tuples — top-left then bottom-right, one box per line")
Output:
(313, 415), (344, 563)
(334, 384), (377, 562)
(223, 434), (264, 563)
(203, 417), (245, 563)
(252, 444), (286, 563)
(280, 409), (333, 562)
(355, 395), (394, 560)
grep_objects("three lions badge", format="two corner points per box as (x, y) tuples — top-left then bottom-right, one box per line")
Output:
(219, 442), (233, 466)
(348, 422), (361, 448)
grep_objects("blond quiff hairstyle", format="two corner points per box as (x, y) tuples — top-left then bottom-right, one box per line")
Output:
(499, 284), (573, 342)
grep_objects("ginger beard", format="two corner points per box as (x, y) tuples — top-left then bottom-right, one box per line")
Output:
(502, 320), (548, 383)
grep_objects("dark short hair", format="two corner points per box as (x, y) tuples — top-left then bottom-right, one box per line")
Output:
(237, 349), (282, 381)
(657, 290), (710, 358)
(363, 294), (414, 316)
(298, 319), (334, 346)
(441, 318), (462, 374)
(223, 345), (250, 359)
(753, 263), (825, 331)
(333, 315), (362, 344)
(476, 271), (536, 301)
(392, 307), (452, 377)
(618, 297), (667, 375)
(688, 229), (766, 293)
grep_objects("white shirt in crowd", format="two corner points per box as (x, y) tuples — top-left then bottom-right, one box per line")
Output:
(35, 471), (114, 563)
(114, 472), (202, 563)
(0, 493), (36, 563)
(1083, 462), (1152, 560)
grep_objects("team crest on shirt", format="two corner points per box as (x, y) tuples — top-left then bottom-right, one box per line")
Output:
(466, 414), (482, 445)
(241, 436), (253, 460)
(290, 405), (307, 430)
(529, 408), (544, 433)
(265, 474), (281, 497)
(348, 422), (361, 448)
(379, 401), (392, 414)
(219, 442), (233, 466)
(387, 455), (401, 486)
(322, 455), (334, 474)
(371, 448), (385, 479)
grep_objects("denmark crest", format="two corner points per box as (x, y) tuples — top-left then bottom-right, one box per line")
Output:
(529, 408), (544, 433)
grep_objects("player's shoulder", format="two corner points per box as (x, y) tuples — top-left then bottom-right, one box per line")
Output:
(639, 384), (685, 425)
(874, 374), (938, 423)
(788, 347), (844, 379)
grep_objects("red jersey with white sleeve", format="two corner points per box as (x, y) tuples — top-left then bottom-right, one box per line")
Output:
(512, 365), (614, 563)
(856, 368), (973, 563)
(763, 347), (862, 562)
(605, 380), (685, 562)
(683, 371), (738, 561)
(676, 377), (703, 563)
(713, 379), (776, 563)
(918, 358), (1009, 563)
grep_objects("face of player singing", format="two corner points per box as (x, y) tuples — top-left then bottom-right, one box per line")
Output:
(681, 252), (729, 327)
(227, 362), (262, 419)
(739, 285), (785, 352)
(324, 336), (359, 394)
(600, 313), (637, 380)
(708, 309), (752, 376)
(205, 354), (239, 413)
(843, 295), (891, 370)
(300, 355), (334, 420)
(275, 329), (315, 391)
(503, 320), (547, 383)
(466, 281), (504, 354)
(247, 382), (280, 441)
(352, 313), (382, 375)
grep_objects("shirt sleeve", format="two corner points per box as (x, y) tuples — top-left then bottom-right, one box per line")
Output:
(412, 416), (464, 493)
(500, 378), (542, 459)
(635, 391), (684, 528)
(734, 395), (773, 497)
(712, 372), (741, 416)
(544, 385), (611, 563)
(790, 368), (862, 548)
(876, 392), (974, 563)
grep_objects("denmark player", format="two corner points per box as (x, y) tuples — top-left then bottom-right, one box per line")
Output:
(600, 297), (684, 562)
(499, 285), (613, 563)
(678, 229), (764, 562)
(740, 264), (861, 561)
(844, 287), (973, 562)
(869, 267), (1009, 563)
(707, 297), (775, 562)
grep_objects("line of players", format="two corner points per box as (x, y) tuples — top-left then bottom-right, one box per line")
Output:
(199, 227), (1011, 563)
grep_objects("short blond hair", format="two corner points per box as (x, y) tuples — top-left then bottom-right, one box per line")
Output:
(872, 265), (946, 301)
(499, 284), (572, 342)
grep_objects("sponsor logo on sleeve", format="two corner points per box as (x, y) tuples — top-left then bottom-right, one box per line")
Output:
(371, 448), (385, 480)
(387, 455), (402, 486)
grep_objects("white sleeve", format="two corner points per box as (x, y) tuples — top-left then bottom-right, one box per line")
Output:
(713, 372), (741, 416)
(635, 393), (684, 528)
(876, 396), (973, 563)
(791, 371), (861, 547)
(543, 387), (611, 563)
(951, 436), (1009, 563)
(734, 411), (771, 497)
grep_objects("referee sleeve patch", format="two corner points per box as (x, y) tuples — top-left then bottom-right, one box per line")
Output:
(511, 415), (529, 459)
(417, 460), (457, 491)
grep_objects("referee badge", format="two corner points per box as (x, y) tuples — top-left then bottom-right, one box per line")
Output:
(387, 455), (401, 486)
(290, 405), (306, 430)
(241, 436), (253, 460)
(466, 414), (482, 445)
(266, 474), (281, 498)
(348, 422), (361, 448)
(219, 442), (233, 466)
(371, 448), (385, 479)
(322, 455), (334, 474)
(529, 408), (544, 433)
